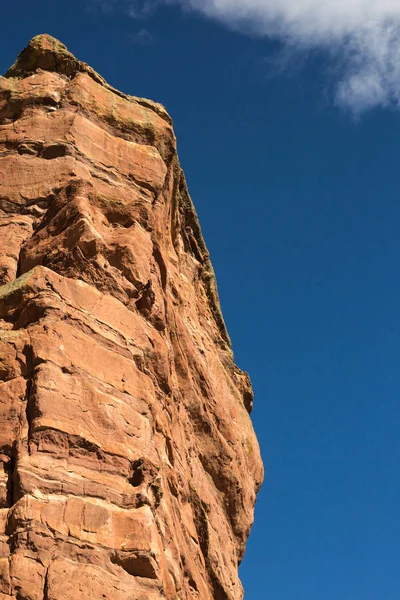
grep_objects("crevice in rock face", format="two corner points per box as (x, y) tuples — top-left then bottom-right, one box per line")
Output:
(24, 377), (35, 453)
(111, 550), (159, 579)
(128, 458), (159, 488)
(190, 487), (209, 561)
(185, 572), (199, 595)
(242, 387), (254, 414)
(41, 143), (70, 159)
(15, 253), (23, 281)
(153, 245), (167, 291)
(4, 454), (16, 507)
(0, 94), (60, 123)
(43, 567), (50, 600)
(16, 141), (41, 156)
(21, 344), (38, 459)
(22, 196), (52, 222)
(0, 111), (23, 125)
(0, 140), (72, 161)
(150, 478), (163, 509)
(190, 487), (231, 600)
(135, 280), (155, 317)
(103, 205), (135, 229)
(128, 459), (163, 509)
(128, 460), (146, 488)
(0, 443), (23, 510)
(20, 192), (58, 229)
(165, 437), (174, 467)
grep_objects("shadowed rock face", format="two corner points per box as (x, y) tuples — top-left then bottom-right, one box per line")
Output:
(0, 35), (263, 600)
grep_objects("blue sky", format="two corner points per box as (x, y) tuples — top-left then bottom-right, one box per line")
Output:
(2, 2), (400, 598)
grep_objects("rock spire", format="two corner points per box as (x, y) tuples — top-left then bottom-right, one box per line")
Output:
(0, 35), (263, 600)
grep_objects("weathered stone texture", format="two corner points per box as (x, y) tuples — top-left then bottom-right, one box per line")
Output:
(0, 35), (263, 600)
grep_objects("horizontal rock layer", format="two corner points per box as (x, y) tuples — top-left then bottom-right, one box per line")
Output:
(0, 35), (263, 600)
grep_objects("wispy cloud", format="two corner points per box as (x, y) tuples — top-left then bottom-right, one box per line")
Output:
(128, 28), (155, 44)
(126, 0), (159, 18)
(89, 0), (158, 18)
(170, 0), (400, 113)
(91, 0), (400, 113)
(87, 0), (116, 14)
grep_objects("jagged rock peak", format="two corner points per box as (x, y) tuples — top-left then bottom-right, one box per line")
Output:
(5, 34), (98, 79)
(5, 34), (172, 123)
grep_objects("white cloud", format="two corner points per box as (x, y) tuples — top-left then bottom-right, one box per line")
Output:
(166, 0), (400, 113)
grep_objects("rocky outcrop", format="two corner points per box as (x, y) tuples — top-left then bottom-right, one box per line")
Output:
(0, 35), (263, 600)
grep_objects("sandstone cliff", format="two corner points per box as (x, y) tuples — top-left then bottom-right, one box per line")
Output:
(0, 35), (263, 600)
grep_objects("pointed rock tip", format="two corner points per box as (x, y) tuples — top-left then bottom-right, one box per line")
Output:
(4, 34), (172, 124)
(29, 34), (68, 52)
(5, 33), (94, 79)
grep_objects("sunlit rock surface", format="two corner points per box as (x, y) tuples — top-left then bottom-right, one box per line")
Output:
(0, 35), (263, 600)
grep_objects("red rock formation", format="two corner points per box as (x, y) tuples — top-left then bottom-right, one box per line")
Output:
(0, 35), (263, 600)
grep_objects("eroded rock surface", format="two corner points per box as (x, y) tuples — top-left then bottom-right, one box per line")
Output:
(0, 35), (263, 600)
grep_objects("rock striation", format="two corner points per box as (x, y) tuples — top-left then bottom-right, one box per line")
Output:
(0, 35), (263, 600)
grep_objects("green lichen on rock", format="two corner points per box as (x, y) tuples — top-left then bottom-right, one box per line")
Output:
(0, 268), (39, 319)
(0, 268), (35, 300)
